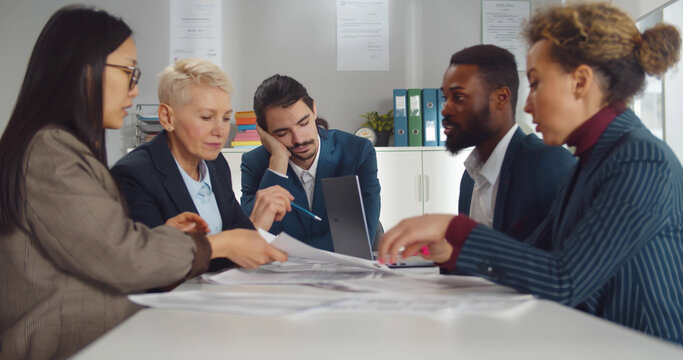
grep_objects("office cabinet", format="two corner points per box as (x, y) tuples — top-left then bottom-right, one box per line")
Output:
(374, 149), (424, 230)
(375, 147), (470, 230)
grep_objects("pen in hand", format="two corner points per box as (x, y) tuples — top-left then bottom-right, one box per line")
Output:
(290, 202), (322, 221)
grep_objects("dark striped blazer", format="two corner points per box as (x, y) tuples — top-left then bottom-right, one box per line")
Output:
(455, 109), (683, 344)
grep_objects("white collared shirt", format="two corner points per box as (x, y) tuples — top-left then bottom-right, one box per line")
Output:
(464, 124), (518, 227)
(268, 135), (322, 209)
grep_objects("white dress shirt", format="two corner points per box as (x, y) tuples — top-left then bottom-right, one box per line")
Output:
(464, 124), (518, 227)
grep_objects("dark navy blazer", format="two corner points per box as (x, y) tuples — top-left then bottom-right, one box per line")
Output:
(240, 127), (381, 252)
(457, 110), (683, 344)
(111, 131), (253, 270)
(459, 127), (576, 240)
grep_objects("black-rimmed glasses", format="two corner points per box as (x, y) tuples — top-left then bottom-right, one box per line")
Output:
(105, 63), (141, 90)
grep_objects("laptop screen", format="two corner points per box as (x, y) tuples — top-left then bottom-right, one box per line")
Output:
(321, 175), (374, 260)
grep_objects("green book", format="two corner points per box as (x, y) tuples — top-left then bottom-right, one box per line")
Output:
(407, 89), (422, 146)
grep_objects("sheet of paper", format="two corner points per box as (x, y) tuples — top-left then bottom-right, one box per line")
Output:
(482, 0), (530, 71)
(330, 274), (497, 293)
(258, 230), (396, 274)
(170, 0), (222, 65)
(300, 293), (534, 318)
(129, 291), (328, 316)
(336, 0), (389, 71)
(203, 258), (385, 286)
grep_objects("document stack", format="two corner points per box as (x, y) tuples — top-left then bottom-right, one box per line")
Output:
(135, 104), (163, 145)
(231, 111), (261, 148)
(393, 89), (445, 147)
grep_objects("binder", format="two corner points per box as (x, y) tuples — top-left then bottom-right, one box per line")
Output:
(438, 88), (447, 146)
(393, 89), (408, 146)
(422, 88), (438, 146)
(407, 89), (422, 146)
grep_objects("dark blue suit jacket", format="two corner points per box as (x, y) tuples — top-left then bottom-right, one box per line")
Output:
(111, 131), (253, 270)
(240, 128), (381, 252)
(457, 110), (683, 344)
(459, 128), (576, 240)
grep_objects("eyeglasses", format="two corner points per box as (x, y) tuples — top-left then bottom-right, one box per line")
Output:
(105, 63), (141, 90)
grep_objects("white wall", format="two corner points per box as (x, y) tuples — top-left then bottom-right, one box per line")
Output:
(611, 0), (677, 19)
(0, 0), (558, 166)
(0, 0), (173, 166)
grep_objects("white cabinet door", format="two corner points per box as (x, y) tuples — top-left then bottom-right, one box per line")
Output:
(421, 148), (471, 215)
(222, 151), (244, 202)
(375, 150), (424, 230)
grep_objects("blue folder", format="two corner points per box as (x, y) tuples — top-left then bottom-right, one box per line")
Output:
(422, 88), (438, 146)
(393, 89), (408, 147)
(438, 88), (447, 146)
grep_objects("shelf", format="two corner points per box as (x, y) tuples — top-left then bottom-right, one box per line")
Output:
(135, 104), (160, 146)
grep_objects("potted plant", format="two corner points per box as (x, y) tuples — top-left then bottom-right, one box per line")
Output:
(360, 110), (393, 146)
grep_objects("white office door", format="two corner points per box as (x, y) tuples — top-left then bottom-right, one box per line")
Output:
(421, 148), (470, 215)
(375, 150), (423, 230)
(222, 151), (244, 202)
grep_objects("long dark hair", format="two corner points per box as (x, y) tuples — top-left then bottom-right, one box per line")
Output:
(0, 5), (132, 234)
(253, 74), (329, 131)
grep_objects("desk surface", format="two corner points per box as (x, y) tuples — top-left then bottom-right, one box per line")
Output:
(73, 274), (683, 360)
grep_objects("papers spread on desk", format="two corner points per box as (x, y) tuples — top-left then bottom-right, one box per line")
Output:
(128, 291), (328, 316)
(258, 230), (391, 272)
(203, 231), (494, 292)
(129, 230), (534, 318)
(203, 257), (385, 286)
(202, 230), (400, 287)
(128, 290), (534, 318)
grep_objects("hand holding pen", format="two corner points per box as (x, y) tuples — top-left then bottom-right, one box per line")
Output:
(249, 185), (295, 230)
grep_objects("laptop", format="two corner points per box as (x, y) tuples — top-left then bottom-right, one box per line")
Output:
(321, 175), (434, 268)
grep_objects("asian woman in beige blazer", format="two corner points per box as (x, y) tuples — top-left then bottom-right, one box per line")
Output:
(0, 6), (287, 359)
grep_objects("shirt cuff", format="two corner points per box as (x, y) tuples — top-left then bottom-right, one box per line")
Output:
(186, 232), (211, 278)
(267, 168), (288, 178)
(436, 215), (477, 271)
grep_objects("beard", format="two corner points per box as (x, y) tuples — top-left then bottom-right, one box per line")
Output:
(288, 139), (317, 161)
(445, 106), (494, 155)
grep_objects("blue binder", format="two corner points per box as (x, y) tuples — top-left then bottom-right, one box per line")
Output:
(422, 88), (438, 146)
(393, 89), (408, 147)
(438, 88), (447, 146)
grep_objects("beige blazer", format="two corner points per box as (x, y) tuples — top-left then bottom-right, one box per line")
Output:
(0, 126), (209, 360)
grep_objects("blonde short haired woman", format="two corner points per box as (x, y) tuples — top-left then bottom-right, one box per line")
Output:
(112, 58), (294, 272)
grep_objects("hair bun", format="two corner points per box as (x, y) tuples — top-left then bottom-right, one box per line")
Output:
(636, 23), (681, 76)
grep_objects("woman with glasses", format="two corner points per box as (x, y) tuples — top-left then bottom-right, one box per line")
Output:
(111, 58), (295, 272)
(0, 5), (286, 359)
(379, 2), (682, 344)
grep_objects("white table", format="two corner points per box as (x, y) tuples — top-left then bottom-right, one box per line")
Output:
(72, 272), (683, 360)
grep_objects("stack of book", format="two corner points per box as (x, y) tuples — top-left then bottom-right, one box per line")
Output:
(231, 111), (261, 148)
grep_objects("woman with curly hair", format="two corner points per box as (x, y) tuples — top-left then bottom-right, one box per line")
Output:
(379, 2), (682, 344)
